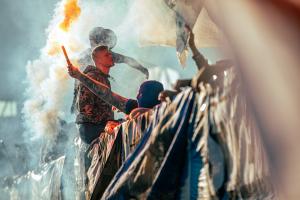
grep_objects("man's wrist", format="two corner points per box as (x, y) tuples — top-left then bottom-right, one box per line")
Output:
(76, 71), (85, 81)
(192, 51), (201, 59)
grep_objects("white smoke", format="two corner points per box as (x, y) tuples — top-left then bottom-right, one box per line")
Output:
(22, 0), (213, 150)
(16, 0), (223, 198)
(23, 0), (131, 141)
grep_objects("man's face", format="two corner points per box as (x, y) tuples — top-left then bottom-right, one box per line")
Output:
(94, 49), (114, 68)
(136, 88), (143, 104)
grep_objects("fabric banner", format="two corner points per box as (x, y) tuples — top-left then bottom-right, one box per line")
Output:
(99, 72), (274, 199)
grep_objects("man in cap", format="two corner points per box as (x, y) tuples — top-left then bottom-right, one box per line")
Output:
(71, 44), (130, 199)
(73, 45), (127, 145)
(78, 27), (149, 78)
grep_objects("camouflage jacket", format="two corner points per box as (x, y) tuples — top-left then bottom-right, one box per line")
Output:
(73, 65), (114, 124)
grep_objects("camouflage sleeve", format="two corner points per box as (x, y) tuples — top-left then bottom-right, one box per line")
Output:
(78, 82), (95, 116)
(112, 52), (149, 79)
(77, 71), (128, 113)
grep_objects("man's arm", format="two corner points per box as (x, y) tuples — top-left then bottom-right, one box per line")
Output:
(187, 27), (209, 70)
(67, 65), (128, 113)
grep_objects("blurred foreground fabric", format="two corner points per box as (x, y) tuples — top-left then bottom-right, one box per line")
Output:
(3, 71), (275, 200)
(91, 72), (275, 199)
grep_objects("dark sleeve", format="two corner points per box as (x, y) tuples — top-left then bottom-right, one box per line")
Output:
(125, 99), (138, 115)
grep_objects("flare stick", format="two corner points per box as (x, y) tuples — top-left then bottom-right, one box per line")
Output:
(61, 45), (72, 66)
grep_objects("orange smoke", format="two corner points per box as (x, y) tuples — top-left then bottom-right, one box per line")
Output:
(48, 41), (61, 56)
(47, 40), (82, 56)
(59, 0), (81, 31)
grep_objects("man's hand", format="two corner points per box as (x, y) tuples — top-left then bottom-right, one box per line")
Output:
(105, 121), (120, 135)
(185, 25), (196, 49)
(158, 90), (179, 102)
(172, 79), (192, 91)
(67, 64), (81, 79)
